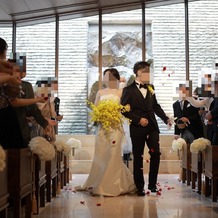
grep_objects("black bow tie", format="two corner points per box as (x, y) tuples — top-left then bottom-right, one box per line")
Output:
(136, 82), (147, 89)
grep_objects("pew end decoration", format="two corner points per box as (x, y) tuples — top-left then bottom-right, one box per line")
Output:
(28, 136), (55, 161)
(172, 138), (187, 151)
(190, 137), (211, 153)
(54, 138), (74, 156)
(66, 138), (81, 156)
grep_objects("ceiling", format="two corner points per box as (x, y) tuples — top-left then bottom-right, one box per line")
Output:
(0, 0), (193, 25)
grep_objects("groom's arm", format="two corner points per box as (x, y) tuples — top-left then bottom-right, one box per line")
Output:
(151, 85), (169, 124)
(121, 87), (142, 125)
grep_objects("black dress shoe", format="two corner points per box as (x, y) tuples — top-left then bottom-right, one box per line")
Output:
(148, 187), (158, 193)
(137, 190), (145, 196)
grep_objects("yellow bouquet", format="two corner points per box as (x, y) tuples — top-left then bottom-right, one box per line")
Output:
(87, 99), (130, 132)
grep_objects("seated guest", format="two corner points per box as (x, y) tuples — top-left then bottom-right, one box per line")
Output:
(173, 81), (204, 144)
(29, 77), (62, 143)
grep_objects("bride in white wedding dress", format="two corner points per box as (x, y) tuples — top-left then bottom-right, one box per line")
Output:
(75, 68), (136, 196)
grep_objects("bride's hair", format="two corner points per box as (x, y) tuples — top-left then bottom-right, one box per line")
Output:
(103, 68), (120, 81)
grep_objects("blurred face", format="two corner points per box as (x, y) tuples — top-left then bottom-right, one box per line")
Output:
(35, 78), (58, 97)
(176, 83), (192, 100)
(103, 70), (119, 89)
(211, 72), (218, 97)
(137, 67), (150, 84)
(202, 74), (212, 92)
(9, 62), (22, 81)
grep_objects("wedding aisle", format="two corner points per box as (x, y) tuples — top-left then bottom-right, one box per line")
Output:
(34, 174), (218, 218)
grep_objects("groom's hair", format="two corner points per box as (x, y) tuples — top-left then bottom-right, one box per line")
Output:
(133, 61), (150, 75)
(103, 68), (120, 81)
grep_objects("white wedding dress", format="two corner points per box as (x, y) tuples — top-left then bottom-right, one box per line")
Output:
(75, 94), (136, 196)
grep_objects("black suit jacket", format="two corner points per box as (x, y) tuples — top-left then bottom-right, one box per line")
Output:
(14, 81), (48, 144)
(121, 82), (169, 137)
(210, 97), (218, 123)
(173, 100), (203, 139)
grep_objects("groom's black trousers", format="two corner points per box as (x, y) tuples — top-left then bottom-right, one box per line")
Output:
(131, 130), (160, 191)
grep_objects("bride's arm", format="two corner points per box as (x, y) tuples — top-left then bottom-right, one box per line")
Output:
(118, 89), (123, 99)
(94, 90), (101, 106)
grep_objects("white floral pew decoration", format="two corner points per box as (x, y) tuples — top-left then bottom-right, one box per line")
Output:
(190, 138), (211, 153)
(28, 136), (55, 161)
(171, 138), (187, 181)
(54, 137), (81, 156)
(55, 137), (81, 181)
(54, 138), (71, 156)
(172, 138), (187, 151)
(66, 138), (81, 156)
(0, 145), (6, 171)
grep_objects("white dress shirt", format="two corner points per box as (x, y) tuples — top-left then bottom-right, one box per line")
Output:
(135, 80), (147, 98)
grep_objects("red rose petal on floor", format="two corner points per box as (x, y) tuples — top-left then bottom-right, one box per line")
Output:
(163, 66), (166, 71)
(112, 140), (116, 144)
(168, 74), (170, 77)
(159, 188), (162, 192)
(80, 201), (85, 204)
(146, 191), (150, 195)
(96, 203), (101, 206)
(167, 187), (171, 190)
(157, 191), (161, 196)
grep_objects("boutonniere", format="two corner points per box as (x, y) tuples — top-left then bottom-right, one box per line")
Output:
(147, 85), (155, 95)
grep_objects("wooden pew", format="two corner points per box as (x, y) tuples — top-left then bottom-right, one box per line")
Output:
(45, 154), (58, 202)
(204, 145), (218, 202)
(33, 155), (46, 214)
(64, 155), (70, 186)
(7, 148), (32, 218)
(57, 152), (65, 189)
(0, 150), (8, 218)
(181, 143), (191, 186)
(191, 151), (202, 194)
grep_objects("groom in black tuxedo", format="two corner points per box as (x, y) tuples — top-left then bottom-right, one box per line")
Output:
(121, 61), (171, 196)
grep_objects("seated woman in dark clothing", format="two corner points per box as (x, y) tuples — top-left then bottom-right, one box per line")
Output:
(0, 37), (46, 149)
